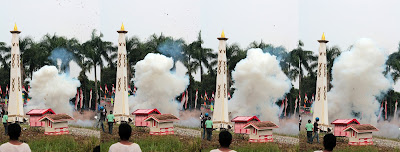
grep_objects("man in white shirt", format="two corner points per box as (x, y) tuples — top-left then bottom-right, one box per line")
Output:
(210, 130), (236, 152)
(0, 123), (31, 152)
(109, 123), (141, 152)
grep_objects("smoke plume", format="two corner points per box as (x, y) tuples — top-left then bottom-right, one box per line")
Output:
(328, 38), (392, 124)
(129, 53), (189, 116)
(26, 65), (80, 116)
(229, 48), (292, 123)
(48, 48), (75, 74)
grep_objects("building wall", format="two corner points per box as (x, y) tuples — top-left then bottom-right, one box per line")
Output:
(29, 115), (45, 127)
(135, 115), (149, 127)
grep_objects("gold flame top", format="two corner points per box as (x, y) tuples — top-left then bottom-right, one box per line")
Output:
(221, 30), (225, 38)
(321, 32), (325, 40)
(14, 23), (18, 31)
(121, 23), (125, 31)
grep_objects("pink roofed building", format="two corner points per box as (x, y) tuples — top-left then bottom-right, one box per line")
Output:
(243, 121), (279, 143)
(144, 114), (179, 135)
(231, 116), (260, 134)
(132, 109), (161, 127)
(26, 109), (56, 127)
(331, 119), (360, 137)
(343, 124), (379, 145)
(38, 114), (74, 135)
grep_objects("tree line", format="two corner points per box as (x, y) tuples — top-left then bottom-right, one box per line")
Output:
(0, 30), (399, 118)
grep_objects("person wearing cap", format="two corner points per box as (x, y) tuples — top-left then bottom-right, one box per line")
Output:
(312, 117), (320, 143)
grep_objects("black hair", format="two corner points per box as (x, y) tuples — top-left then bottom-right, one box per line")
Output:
(327, 128), (331, 132)
(93, 145), (100, 152)
(208, 117), (211, 120)
(323, 134), (336, 151)
(110, 111), (113, 114)
(8, 123), (21, 140)
(218, 131), (232, 148)
(308, 119), (311, 123)
(118, 123), (132, 141)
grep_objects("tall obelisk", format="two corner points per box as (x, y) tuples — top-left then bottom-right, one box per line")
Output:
(8, 24), (24, 123)
(113, 23), (130, 123)
(212, 31), (229, 130)
(313, 33), (329, 131)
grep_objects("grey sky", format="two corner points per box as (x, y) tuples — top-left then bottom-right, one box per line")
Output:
(1, 0), (399, 90)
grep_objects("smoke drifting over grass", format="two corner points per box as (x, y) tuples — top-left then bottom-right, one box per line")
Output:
(129, 53), (189, 116)
(229, 48), (291, 123)
(26, 65), (80, 116)
(328, 38), (392, 124)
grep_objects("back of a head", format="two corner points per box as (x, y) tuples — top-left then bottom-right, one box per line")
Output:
(219, 131), (232, 148)
(119, 123), (132, 141)
(110, 111), (113, 114)
(8, 123), (21, 140)
(208, 117), (211, 120)
(323, 134), (336, 151)
(308, 119), (311, 123)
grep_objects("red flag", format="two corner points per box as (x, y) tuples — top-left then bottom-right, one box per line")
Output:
(205, 91), (208, 100)
(180, 92), (185, 110)
(0, 85), (2, 95)
(228, 91), (231, 99)
(6, 85), (8, 95)
(385, 100), (387, 120)
(105, 84), (108, 94)
(75, 89), (78, 110)
(195, 89), (198, 108)
(89, 89), (92, 109)
(112, 84), (115, 93)
(80, 88), (83, 109)
(185, 90), (188, 109)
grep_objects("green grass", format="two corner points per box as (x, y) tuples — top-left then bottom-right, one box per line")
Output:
(101, 135), (201, 152)
(29, 135), (98, 152)
(203, 142), (298, 152)
(174, 125), (202, 131)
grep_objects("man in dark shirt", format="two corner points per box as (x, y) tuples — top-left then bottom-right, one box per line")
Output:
(312, 117), (320, 143)
(99, 107), (106, 132)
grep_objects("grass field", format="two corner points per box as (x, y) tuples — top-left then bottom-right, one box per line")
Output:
(100, 123), (201, 152)
(298, 131), (400, 152)
(0, 124), (99, 152)
(201, 130), (298, 152)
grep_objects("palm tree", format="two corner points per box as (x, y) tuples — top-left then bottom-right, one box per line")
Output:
(289, 40), (317, 97)
(191, 32), (217, 80)
(82, 30), (114, 108)
(326, 46), (341, 91)
(386, 42), (400, 83)
(226, 43), (246, 92)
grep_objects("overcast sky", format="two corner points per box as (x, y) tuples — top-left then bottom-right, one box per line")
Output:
(1, 0), (399, 90)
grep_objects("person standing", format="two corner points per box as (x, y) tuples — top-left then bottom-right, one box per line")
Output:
(210, 131), (236, 152)
(2, 111), (8, 135)
(299, 115), (302, 131)
(312, 117), (320, 143)
(0, 123), (31, 152)
(201, 113), (209, 139)
(99, 107), (106, 132)
(205, 117), (213, 141)
(305, 119), (313, 144)
(108, 123), (142, 152)
(107, 111), (115, 134)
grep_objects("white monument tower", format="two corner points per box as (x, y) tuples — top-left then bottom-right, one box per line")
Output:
(8, 24), (24, 123)
(313, 33), (330, 131)
(212, 31), (230, 130)
(113, 23), (130, 123)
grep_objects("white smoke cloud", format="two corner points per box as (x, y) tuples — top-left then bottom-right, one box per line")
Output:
(328, 38), (392, 125)
(129, 53), (189, 116)
(26, 65), (80, 116)
(229, 48), (292, 123)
